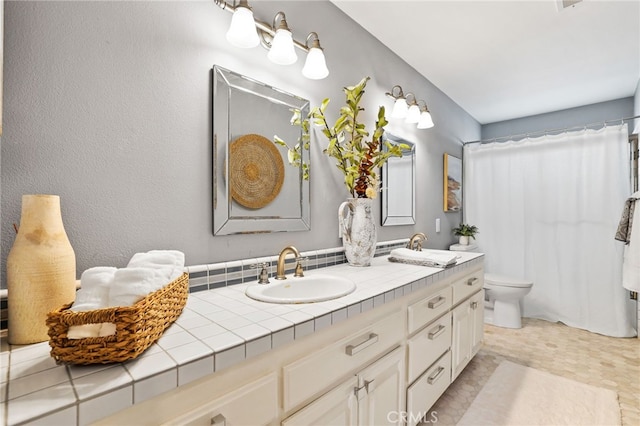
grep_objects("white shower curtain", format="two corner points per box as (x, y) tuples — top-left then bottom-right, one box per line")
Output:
(465, 124), (636, 337)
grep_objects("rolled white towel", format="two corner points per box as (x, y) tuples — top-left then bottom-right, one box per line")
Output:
(108, 267), (172, 307)
(70, 267), (117, 312)
(127, 250), (185, 270)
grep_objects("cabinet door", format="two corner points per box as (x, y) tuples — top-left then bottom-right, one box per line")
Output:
(470, 290), (484, 357)
(357, 347), (406, 426)
(166, 372), (278, 426)
(282, 376), (358, 426)
(451, 301), (471, 381)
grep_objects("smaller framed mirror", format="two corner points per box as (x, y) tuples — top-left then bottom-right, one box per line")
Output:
(381, 133), (416, 226)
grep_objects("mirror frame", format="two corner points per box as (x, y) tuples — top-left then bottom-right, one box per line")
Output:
(212, 65), (310, 235)
(381, 133), (416, 226)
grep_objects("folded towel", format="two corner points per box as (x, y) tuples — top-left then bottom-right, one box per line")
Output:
(99, 322), (117, 337)
(67, 322), (117, 339)
(70, 267), (117, 312)
(127, 250), (185, 270)
(388, 248), (458, 268)
(108, 267), (172, 307)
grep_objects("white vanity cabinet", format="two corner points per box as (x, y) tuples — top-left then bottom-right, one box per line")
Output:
(451, 289), (484, 381)
(165, 372), (278, 426)
(283, 347), (405, 426)
(97, 261), (485, 426)
(282, 310), (404, 413)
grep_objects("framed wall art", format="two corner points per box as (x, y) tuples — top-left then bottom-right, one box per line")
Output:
(443, 153), (462, 212)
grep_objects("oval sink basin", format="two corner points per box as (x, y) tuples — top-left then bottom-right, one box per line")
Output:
(245, 274), (356, 304)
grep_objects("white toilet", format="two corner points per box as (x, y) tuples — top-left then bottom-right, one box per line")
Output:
(450, 243), (533, 329)
(483, 273), (533, 329)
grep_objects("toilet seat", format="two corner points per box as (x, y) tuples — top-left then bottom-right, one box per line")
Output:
(484, 273), (533, 288)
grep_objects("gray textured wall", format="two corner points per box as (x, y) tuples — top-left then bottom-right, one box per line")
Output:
(481, 97), (634, 141)
(1, 1), (480, 284)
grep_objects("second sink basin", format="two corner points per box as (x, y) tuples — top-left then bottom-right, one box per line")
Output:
(245, 274), (356, 304)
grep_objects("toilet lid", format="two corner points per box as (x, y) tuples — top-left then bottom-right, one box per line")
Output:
(484, 273), (533, 288)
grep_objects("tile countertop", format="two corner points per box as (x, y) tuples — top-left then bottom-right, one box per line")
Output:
(1, 252), (484, 426)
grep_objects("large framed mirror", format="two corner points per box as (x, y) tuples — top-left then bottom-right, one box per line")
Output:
(381, 133), (416, 226)
(212, 65), (310, 235)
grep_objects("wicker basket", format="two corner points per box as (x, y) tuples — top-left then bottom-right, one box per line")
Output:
(46, 272), (189, 365)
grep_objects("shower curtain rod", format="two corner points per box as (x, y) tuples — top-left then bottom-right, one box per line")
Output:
(464, 114), (640, 146)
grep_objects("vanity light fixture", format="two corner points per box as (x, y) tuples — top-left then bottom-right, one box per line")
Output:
(302, 33), (329, 80)
(387, 85), (409, 119)
(225, 0), (260, 48)
(214, 0), (329, 80)
(385, 85), (435, 129)
(267, 12), (297, 65)
(417, 101), (435, 129)
(404, 93), (421, 124)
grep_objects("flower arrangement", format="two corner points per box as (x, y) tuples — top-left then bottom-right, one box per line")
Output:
(310, 77), (407, 199)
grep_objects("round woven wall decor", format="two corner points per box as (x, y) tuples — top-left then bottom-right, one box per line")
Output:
(229, 133), (285, 209)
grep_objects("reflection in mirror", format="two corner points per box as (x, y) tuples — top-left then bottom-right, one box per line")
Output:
(212, 65), (310, 235)
(381, 133), (416, 226)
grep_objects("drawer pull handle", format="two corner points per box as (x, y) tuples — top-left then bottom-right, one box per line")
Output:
(467, 277), (478, 286)
(211, 414), (226, 425)
(428, 324), (446, 340)
(427, 366), (445, 385)
(346, 333), (379, 356)
(427, 296), (445, 309)
(471, 301), (478, 309)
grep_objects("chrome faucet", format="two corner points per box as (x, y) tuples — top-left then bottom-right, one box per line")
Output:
(407, 233), (427, 251)
(276, 246), (304, 280)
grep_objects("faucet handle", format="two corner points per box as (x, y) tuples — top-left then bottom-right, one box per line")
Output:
(294, 257), (307, 278)
(250, 262), (270, 284)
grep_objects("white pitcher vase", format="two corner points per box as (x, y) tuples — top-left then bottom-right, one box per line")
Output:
(7, 194), (76, 344)
(338, 198), (377, 267)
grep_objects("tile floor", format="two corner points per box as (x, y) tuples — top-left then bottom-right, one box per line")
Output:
(429, 318), (640, 425)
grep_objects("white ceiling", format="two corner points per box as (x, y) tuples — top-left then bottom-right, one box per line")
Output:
(331, 0), (640, 124)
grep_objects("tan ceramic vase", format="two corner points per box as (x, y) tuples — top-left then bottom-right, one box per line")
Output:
(7, 195), (76, 344)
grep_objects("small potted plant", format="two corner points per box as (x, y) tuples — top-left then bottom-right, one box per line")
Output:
(452, 223), (479, 246)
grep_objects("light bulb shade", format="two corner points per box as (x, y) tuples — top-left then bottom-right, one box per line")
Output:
(417, 111), (434, 129)
(302, 47), (329, 79)
(391, 98), (408, 118)
(267, 29), (298, 65)
(405, 104), (421, 123)
(226, 7), (260, 48)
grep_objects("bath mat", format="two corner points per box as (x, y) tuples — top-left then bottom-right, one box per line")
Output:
(457, 360), (621, 425)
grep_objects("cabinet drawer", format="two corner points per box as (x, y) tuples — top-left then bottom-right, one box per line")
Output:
(407, 286), (452, 335)
(283, 310), (404, 413)
(407, 312), (452, 384)
(165, 372), (277, 426)
(406, 351), (451, 426)
(452, 270), (484, 306)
